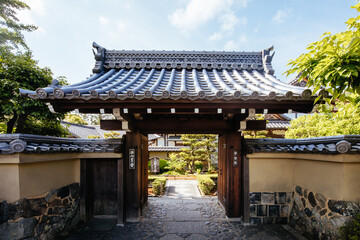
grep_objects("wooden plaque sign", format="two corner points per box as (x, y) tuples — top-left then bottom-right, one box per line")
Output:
(129, 148), (135, 169)
(150, 157), (160, 173)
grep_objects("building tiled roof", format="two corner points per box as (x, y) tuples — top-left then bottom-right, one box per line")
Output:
(0, 134), (123, 154)
(148, 134), (162, 141)
(61, 121), (125, 139)
(148, 146), (185, 152)
(266, 121), (290, 130)
(20, 44), (315, 102)
(245, 135), (360, 154)
(61, 121), (101, 138)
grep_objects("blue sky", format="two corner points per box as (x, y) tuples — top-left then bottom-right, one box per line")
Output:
(19, 0), (356, 84)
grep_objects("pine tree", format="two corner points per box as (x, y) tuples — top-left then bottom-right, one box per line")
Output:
(178, 134), (217, 173)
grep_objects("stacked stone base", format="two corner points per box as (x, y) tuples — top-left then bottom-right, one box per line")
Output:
(289, 186), (360, 240)
(249, 191), (292, 224)
(250, 187), (360, 240)
(0, 183), (80, 240)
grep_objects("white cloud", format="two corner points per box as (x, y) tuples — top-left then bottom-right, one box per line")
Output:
(117, 20), (127, 31)
(208, 11), (246, 42)
(26, 0), (46, 16)
(169, 0), (232, 31)
(17, 0), (46, 34)
(273, 8), (293, 24)
(236, 0), (252, 8)
(99, 17), (109, 26)
(224, 34), (247, 50)
(224, 40), (237, 50)
(208, 32), (224, 41)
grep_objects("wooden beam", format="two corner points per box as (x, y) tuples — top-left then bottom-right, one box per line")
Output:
(101, 119), (266, 133)
(135, 119), (236, 134)
(101, 120), (135, 132)
(50, 99), (315, 114)
(101, 119), (238, 133)
(244, 120), (267, 131)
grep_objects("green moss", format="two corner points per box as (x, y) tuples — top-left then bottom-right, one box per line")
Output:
(340, 212), (360, 240)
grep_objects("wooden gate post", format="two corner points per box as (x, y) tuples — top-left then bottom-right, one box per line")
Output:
(117, 158), (124, 226)
(124, 132), (148, 222)
(241, 136), (250, 224)
(218, 132), (244, 218)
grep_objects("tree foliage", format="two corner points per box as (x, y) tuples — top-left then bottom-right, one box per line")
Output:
(64, 114), (88, 125)
(285, 2), (360, 103)
(0, 49), (66, 136)
(0, 0), (37, 49)
(177, 134), (217, 173)
(166, 153), (187, 174)
(285, 100), (360, 139)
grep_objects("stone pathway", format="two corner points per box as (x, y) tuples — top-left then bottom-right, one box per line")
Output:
(165, 180), (201, 199)
(66, 180), (303, 240)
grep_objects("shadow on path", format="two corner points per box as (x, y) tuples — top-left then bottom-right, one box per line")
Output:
(65, 180), (303, 240)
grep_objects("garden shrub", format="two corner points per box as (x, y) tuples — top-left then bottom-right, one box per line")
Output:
(152, 177), (166, 196)
(340, 212), (360, 240)
(162, 170), (182, 176)
(159, 159), (169, 173)
(197, 175), (215, 195)
(194, 160), (203, 171)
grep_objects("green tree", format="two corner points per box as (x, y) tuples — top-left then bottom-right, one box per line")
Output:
(285, 2), (360, 103)
(0, 0), (37, 49)
(64, 114), (88, 125)
(166, 153), (187, 174)
(0, 49), (66, 136)
(285, 100), (360, 139)
(178, 134), (217, 173)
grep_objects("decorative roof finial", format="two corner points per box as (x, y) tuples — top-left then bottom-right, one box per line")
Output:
(92, 42), (106, 73)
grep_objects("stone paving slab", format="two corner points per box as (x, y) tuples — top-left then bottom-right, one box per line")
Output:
(65, 181), (302, 240)
(164, 222), (207, 234)
(166, 210), (201, 220)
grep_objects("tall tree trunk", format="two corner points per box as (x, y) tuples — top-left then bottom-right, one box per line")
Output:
(14, 114), (27, 133)
(6, 113), (18, 133)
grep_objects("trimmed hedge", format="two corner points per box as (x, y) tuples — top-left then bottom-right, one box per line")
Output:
(197, 175), (217, 195)
(150, 177), (166, 196)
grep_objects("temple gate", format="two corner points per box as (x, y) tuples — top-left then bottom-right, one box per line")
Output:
(20, 43), (317, 224)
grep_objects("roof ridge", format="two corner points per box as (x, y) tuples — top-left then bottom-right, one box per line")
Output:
(91, 42), (274, 75)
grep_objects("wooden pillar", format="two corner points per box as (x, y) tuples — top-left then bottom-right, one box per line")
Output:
(242, 153), (250, 223)
(124, 132), (148, 222)
(218, 132), (243, 218)
(80, 159), (93, 223)
(117, 159), (124, 226)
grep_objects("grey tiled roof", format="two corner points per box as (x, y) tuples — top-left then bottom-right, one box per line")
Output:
(20, 43), (314, 102)
(0, 134), (123, 154)
(149, 146), (185, 152)
(148, 134), (162, 141)
(245, 135), (360, 154)
(266, 121), (290, 130)
(61, 121), (100, 138)
(61, 121), (125, 139)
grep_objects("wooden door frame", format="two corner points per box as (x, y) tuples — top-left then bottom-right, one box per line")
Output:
(80, 158), (124, 225)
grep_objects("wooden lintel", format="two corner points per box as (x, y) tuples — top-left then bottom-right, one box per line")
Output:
(244, 120), (267, 131)
(51, 99), (315, 114)
(100, 120), (134, 132)
(101, 119), (237, 134)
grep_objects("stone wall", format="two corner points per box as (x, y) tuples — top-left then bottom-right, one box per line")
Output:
(0, 183), (80, 240)
(249, 191), (292, 225)
(289, 185), (360, 240)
